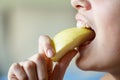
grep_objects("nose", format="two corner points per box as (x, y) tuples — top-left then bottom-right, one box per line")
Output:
(71, 0), (91, 10)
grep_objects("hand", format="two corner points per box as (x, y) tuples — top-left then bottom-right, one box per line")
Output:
(8, 35), (77, 80)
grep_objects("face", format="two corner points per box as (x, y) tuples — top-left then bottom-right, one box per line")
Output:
(71, 0), (120, 72)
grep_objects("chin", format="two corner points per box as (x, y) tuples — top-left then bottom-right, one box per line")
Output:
(75, 56), (95, 71)
(75, 58), (103, 71)
(75, 44), (104, 71)
(75, 52), (112, 72)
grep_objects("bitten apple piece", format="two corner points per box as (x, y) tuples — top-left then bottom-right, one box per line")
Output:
(51, 27), (95, 62)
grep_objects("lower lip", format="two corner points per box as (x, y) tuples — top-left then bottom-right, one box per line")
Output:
(81, 41), (91, 47)
(77, 26), (96, 52)
(78, 40), (93, 53)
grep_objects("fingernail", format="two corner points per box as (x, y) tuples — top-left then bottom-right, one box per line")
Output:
(47, 49), (54, 58)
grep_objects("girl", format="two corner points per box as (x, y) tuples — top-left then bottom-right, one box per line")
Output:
(8, 0), (120, 80)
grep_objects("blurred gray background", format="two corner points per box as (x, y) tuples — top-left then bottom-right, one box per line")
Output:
(0, 0), (104, 80)
(0, 0), (76, 77)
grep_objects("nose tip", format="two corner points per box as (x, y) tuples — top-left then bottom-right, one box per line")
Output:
(71, 0), (91, 10)
(71, 0), (83, 9)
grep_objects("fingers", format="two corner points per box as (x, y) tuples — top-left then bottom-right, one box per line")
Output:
(38, 35), (54, 79)
(52, 50), (77, 80)
(38, 35), (78, 80)
(38, 35), (55, 58)
(43, 54), (53, 80)
(8, 53), (51, 80)
(28, 53), (49, 80)
(20, 61), (37, 80)
(8, 63), (27, 80)
(24, 53), (53, 80)
(8, 35), (54, 80)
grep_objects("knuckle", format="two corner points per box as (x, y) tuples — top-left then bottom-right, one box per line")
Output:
(39, 35), (49, 40)
(9, 63), (28, 80)
(23, 61), (36, 70)
(35, 54), (45, 63)
(36, 54), (44, 61)
(11, 63), (20, 71)
(39, 35), (51, 43)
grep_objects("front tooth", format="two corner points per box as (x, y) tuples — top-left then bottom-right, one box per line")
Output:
(85, 24), (91, 28)
(77, 21), (86, 28)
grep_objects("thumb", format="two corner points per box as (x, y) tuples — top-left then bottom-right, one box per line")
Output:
(51, 50), (77, 80)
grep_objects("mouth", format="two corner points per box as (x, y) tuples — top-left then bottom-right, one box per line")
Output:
(76, 21), (96, 49)
(75, 12), (96, 51)
(76, 13), (95, 31)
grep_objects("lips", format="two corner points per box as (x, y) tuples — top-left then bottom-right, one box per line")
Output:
(77, 21), (91, 29)
(76, 14), (93, 28)
(75, 13), (96, 49)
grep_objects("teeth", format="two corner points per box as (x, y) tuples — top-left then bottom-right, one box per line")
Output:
(85, 24), (91, 29)
(77, 22), (86, 28)
(77, 22), (91, 29)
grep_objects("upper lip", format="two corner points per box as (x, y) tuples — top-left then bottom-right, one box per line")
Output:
(75, 13), (96, 51)
(75, 13), (94, 30)
(76, 13), (86, 22)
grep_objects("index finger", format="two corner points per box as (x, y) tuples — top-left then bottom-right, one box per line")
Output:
(38, 35), (55, 58)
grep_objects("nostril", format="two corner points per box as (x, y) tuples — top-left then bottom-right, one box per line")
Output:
(76, 5), (84, 9)
(71, 0), (91, 10)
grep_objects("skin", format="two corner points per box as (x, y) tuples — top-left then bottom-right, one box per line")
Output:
(8, 35), (77, 80)
(71, 0), (120, 79)
(8, 0), (120, 80)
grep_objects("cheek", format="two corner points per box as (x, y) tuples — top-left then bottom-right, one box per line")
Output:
(92, 0), (120, 29)
(95, 16), (120, 64)
(93, 1), (120, 53)
(93, 10), (120, 70)
(87, 2), (120, 69)
(76, 1), (120, 71)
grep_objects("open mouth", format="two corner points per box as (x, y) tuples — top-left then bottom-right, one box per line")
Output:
(77, 21), (96, 48)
